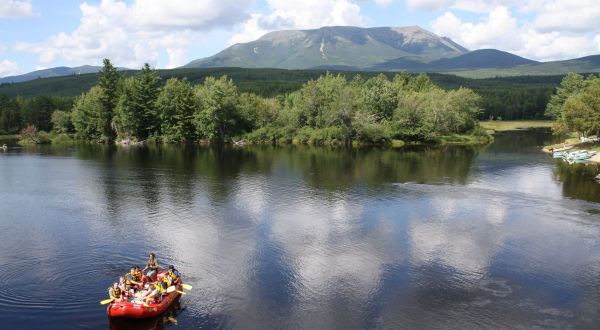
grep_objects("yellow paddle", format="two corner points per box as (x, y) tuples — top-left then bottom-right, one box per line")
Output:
(100, 298), (114, 305)
(166, 286), (186, 295)
(181, 283), (192, 290)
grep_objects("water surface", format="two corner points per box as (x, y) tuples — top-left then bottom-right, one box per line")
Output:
(1, 130), (600, 329)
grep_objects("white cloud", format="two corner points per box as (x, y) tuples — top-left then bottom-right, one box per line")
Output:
(431, 7), (521, 50)
(17, 0), (253, 69)
(229, 0), (364, 45)
(531, 0), (600, 33)
(374, 0), (394, 6)
(406, 0), (520, 13)
(130, 0), (251, 30)
(430, 5), (600, 61)
(0, 60), (19, 77)
(0, 0), (33, 18)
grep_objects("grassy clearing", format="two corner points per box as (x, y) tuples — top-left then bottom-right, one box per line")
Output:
(480, 120), (554, 132)
(391, 140), (405, 148)
(436, 134), (493, 145)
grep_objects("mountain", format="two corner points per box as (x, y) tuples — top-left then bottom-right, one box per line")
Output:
(184, 26), (469, 70)
(3, 26), (600, 84)
(0, 65), (105, 84)
(371, 49), (538, 71)
(182, 25), (600, 76)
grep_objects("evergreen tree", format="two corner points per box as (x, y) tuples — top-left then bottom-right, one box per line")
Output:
(115, 64), (159, 140)
(72, 86), (104, 140)
(0, 95), (21, 134)
(97, 58), (121, 141)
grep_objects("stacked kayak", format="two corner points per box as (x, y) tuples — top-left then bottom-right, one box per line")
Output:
(552, 149), (597, 163)
(107, 271), (183, 319)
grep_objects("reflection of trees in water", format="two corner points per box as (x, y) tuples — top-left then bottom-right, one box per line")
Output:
(553, 162), (600, 203)
(73, 144), (481, 214)
(265, 145), (479, 192)
(486, 128), (556, 154)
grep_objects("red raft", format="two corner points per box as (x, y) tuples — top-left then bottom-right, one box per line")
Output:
(107, 271), (182, 319)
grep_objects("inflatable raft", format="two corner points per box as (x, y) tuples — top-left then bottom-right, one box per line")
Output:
(107, 271), (182, 319)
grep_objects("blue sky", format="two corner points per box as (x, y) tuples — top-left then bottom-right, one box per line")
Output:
(1, 0), (599, 76)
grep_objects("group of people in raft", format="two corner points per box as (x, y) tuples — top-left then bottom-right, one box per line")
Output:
(108, 253), (181, 305)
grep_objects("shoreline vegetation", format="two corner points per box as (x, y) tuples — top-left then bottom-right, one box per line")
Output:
(540, 73), (600, 164)
(3, 59), (492, 148)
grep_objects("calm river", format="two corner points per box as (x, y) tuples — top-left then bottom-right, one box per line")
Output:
(1, 129), (600, 329)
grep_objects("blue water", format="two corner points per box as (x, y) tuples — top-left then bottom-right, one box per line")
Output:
(1, 129), (600, 329)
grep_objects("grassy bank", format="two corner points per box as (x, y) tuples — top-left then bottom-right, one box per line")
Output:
(480, 120), (553, 132)
(435, 133), (493, 145)
(17, 133), (80, 146)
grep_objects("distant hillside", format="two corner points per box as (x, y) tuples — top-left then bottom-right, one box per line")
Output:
(0, 65), (131, 84)
(450, 55), (600, 78)
(0, 67), (560, 99)
(0, 66), (104, 84)
(184, 26), (468, 70)
(372, 49), (538, 71)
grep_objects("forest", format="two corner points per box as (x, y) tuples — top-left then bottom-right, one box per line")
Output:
(0, 66), (562, 134)
(1, 59), (489, 146)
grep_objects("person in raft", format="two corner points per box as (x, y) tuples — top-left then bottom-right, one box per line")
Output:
(143, 278), (169, 305)
(124, 266), (143, 294)
(143, 253), (160, 281)
(108, 282), (124, 302)
(166, 265), (181, 285)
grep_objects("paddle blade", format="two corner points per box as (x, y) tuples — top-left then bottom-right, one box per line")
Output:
(100, 298), (114, 305)
(181, 284), (192, 290)
(176, 290), (186, 295)
(166, 286), (176, 293)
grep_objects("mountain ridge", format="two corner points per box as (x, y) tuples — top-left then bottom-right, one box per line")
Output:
(184, 25), (469, 70)
(2, 25), (600, 83)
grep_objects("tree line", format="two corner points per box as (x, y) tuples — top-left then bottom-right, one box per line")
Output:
(545, 73), (600, 139)
(2, 59), (487, 146)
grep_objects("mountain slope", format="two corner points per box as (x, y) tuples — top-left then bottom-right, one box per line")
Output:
(0, 65), (132, 84)
(449, 54), (600, 78)
(371, 49), (538, 71)
(0, 65), (105, 84)
(184, 26), (468, 70)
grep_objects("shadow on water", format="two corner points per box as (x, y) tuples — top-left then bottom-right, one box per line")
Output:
(553, 161), (600, 203)
(109, 301), (182, 330)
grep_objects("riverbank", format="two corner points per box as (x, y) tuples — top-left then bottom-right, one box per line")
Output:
(9, 132), (491, 149)
(543, 133), (600, 164)
(480, 120), (554, 133)
(0, 134), (19, 140)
